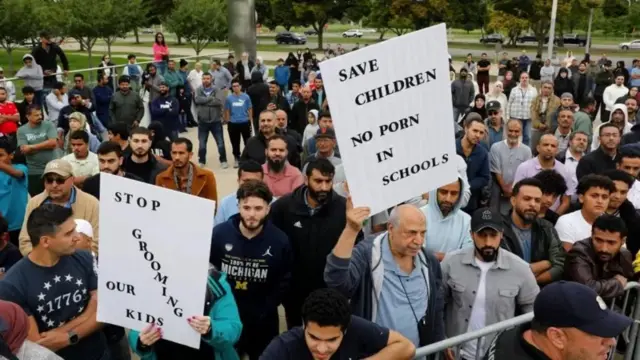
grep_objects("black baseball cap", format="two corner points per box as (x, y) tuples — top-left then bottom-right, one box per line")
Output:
(471, 207), (504, 233)
(315, 127), (336, 139)
(486, 100), (501, 112)
(534, 281), (632, 338)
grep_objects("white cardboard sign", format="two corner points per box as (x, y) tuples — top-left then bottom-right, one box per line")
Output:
(97, 173), (215, 348)
(318, 23), (458, 214)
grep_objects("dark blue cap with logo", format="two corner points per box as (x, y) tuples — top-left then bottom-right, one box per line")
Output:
(471, 207), (504, 233)
(534, 281), (632, 338)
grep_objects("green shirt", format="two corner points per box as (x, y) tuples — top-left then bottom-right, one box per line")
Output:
(17, 121), (58, 175)
(163, 70), (183, 96)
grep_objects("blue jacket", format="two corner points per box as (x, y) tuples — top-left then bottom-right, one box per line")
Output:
(324, 233), (445, 347)
(93, 85), (113, 126)
(128, 272), (242, 360)
(455, 138), (490, 192)
(420, 176), (473, 254)
(179, 70), (191, 96)
(150, 95), (180, 131)
(274, 65), (290, 87)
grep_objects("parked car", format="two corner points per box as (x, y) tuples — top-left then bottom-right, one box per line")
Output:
(620, 40), (640, 50)
(304, 29), (317, 36)
(516, 34), (551, 44)
(556, 34), (587, 46)
(480, 34), (504, 44)
(140, 28), (154, 34)
(343, 29), (363, 38)
(360, 28), (377, 33)
(275, 31), (307, 45)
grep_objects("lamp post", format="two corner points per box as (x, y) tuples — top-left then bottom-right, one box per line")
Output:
(547, 0), (558, 60)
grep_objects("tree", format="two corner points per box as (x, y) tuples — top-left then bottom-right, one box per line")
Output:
(142, 0), (175, 24)
(488, 10), (528, 46)
(166, 0), (228, 56)
(292, 0), (369, 49)
(101, 0), (147, 57)
(449, 0), (488, 32)
(258, 0), (305, 31)
(388, 0), (449, 30)
(0, 0), (40, 72)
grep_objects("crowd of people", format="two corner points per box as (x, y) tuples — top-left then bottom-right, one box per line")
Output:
(0, 29), (636, 360)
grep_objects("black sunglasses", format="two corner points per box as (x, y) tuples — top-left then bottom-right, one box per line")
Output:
(44, 176), (69, 184)
(489, 111), (499, 115)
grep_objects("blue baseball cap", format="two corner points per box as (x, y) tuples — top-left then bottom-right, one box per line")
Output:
(534, 281), (632, 338)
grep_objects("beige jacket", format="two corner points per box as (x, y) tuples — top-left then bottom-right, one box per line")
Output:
(19, 187), (99, 256)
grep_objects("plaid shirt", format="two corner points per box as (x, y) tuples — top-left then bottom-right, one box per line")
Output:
(506, 84), (538, 120)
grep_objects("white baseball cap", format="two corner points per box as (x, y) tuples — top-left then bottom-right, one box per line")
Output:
(75, 219), (94, 238)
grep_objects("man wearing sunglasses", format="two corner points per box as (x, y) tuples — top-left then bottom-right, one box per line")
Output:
(18, 159), (99, 256)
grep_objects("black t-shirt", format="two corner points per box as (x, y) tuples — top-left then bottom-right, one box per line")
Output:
(123, 157), (157, 184)
(0, 251), (107, 360)
(82, 172), (144, 200)
(151, 140), (171, 162)
(260, 316), (389, 359)
(0, 242), (22, 274)
(478, 59), (491, 76)
(483, 324), (551, 360)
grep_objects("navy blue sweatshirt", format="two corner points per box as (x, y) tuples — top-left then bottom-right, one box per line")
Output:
(209, 214), (292, 323)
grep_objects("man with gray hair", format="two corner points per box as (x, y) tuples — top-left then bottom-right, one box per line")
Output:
(325, 201), (445, 351)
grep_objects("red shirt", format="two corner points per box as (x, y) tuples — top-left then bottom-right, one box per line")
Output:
(0, 101), (19, 135)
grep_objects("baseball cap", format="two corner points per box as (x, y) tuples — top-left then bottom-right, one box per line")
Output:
(315, 127), (336, 139)
(486, 100), (501, 112)
(471, 207), (504, 233)
(75, 219), (94, 238)
(534, 281), (632, 338)
(42, 159), (73, 178)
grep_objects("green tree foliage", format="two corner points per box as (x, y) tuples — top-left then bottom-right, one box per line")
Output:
(488, 10), (528, 46)
(449, 0), (488, 32)
(101, 0), (147, 57)
(166, 0), (228, 55)
(292, 0), (369, 49)
(0, 0), (40, 72)
(143, 0), (175, 24)
(258, 0), (305, 31)
(602, 0), (628, 17)
(365, 0), (448, 38)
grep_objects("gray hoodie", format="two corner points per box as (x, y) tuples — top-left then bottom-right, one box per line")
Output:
(540, 65), (555, 83)
(15, 54), (43, 90)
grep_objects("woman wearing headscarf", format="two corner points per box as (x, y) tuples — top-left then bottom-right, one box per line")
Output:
(485, 81), (508, 111)
(502, 71), (516, 99)
(470, 93), (487, 120)
(553, 68), (574, 98)
(285, 52), (300, 90)
(0, 300), (62, 359)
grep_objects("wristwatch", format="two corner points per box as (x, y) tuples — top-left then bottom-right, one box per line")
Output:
(68, 330), (79, 345)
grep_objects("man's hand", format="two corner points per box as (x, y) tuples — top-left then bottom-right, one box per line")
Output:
(267, 103), (277, 111)
(615, 274), (628, 288)
(345, 196), (370, 232)
(37, 330), (69, 351)
(502, 184), (512, 198)
(20, 145), (32, 154)
(44, 70), (53, 75)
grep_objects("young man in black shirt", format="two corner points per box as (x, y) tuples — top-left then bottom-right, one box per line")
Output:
(261, 288), (415, 359)
(0, 204), (108, 360)
(532, 170), (568, 225)
(484, 281), (631, 360)
(148, 120), (172, 167)
(122, 127), (166, 183)
(82, 141), (143, 200)
(0, 214), (22, 277)
(477, 52), (491, 95)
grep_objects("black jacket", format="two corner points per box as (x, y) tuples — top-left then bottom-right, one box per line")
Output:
(622, 123), (640, 145)
(30, 43), (69, 87)
(122, 154), (167, 184)
(617, 200), (640, 256)
(290, 99), (319, 134)
(269, 185), (347, 302)
(500, 214), (566, 283)
(575, 147), (619, 181)
(246, 72), (270, 122)
(280, 127), (302, 150)
(271, 93), (291, 118)
(240, 131), (301, 168)
(528, 60), (542, 80)
(235, 60), (255, 84)
(594, 69), (614, 97)
(312, 88), (328, 108)
(16, 100), (34, 125)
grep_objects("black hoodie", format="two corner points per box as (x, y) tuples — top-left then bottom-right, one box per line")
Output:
(247, 72), (270, 126)
(269, 185), (348, 305)
(30, 43), (69, 87)
(148, 121), (172, 162)
(554, 68), (574, 98)
(209, 215), (292, 322)
(240, 130), (301, 168)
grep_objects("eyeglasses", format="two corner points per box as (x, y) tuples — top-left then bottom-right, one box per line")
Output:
(44, 176), (69, 184)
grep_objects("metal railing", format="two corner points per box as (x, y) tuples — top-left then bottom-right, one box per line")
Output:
(414, 282), (640, 360)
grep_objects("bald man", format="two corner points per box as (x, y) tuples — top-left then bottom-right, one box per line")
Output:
(325, 202), (445, 348)
(513, 134), (575, 215)
(275, 109), (302, 149)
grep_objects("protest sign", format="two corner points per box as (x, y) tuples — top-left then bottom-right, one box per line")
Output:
(97, 173), (215, 348)
(318, 23), (458, 214)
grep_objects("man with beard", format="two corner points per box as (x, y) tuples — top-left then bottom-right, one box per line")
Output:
(441, 207), (539, 359)
(275, 109), (302, 150)
(143, 63), (164, 104)
(325, 202), (444, 350)
(122, 127), (167, 184)
(17, 105), (57, 196)
(267, 81), (290, 116)
(577, 123), (621, 180)
(235, 52), (255, 91)
(572, 61), (595, 106)
(556, 131), (588, 190)
(617, 144), (640, 209)
(553, 108), (574, 155)
(209, 179), (292, 359)
(241, 110), (300, 168)
(262, 135), (303, 197)
(82, 141), (143, 199)
(490, 119), (532, 215)
(591, 104), (630, 152)
(601, 169), (640, 255)
(565, 214), (633, 300)
(290, 86), (319, 134)
(457, 115), (490, 214)
(500, 178), (566, 285)
(556, 175), (615, 252)
(514, 134), (573, 215)
(623, 96), (640, 124)
(270, 158), (348, 330)
(532, 170), (568, 225)
(603, 74), (628, 123)
(420, 177), (473, 261)
(150, 82), (180, 141)
(155, 137), (217, 202)
(109, 76), (145, 128)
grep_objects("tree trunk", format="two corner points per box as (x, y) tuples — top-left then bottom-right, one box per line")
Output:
(6, 48), (13, 74)
(79, 39), (85, 51)
(537, 40), (544, 55)
(134, 28), (140, 44)
(378, 30), (386, 40)
(177, 35), (183, 45)
(317, 25), (324, 50)
(107, 40), (112, 58)
(87, 45), (93, 80)
(284, 25), (292, 31)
